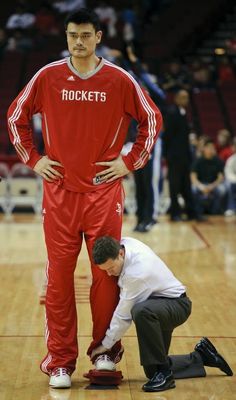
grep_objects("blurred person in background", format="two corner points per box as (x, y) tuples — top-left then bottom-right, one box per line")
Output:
(217, 56), (235, 84)
(224, 137), (236, 216)
(190, 58), (215, 91)
(95, 1), (117, 38)
(215, 128), (233, 164)
(53, 0), (86, 14)
(226, 32), (236, 55)
(7, 28), (33, 52)
(122, 43), (166, 231)
(162, 89), (196, 221)
(6, 4), (35, 30)
(160, 60), (191, 93)
(95, 42), (122, 62)
(121, 2), (139, 43)
(35, 1), (60, 37)
(191, 138), (225, 221)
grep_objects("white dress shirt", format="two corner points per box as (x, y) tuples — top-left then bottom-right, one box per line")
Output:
(102, 237), (186, 349)
(225, 154), (236, 183)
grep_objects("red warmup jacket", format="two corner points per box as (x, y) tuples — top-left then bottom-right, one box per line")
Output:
(7, 57), (162, 192)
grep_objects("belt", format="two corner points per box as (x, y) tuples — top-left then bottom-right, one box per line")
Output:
(149, 293), (187, 300)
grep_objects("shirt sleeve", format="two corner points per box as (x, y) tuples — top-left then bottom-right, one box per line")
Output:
(7, 71), (43, 168)
(122, 77), (163, 171)
(225, 157), (236, 183)
(102, 276), (152, 349)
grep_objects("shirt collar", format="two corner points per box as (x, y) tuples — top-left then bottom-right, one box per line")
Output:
(66, 56), (104, 80)
(119, 244), (130, 279)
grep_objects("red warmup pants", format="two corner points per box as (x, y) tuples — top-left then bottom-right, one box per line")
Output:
(40, 180), (124, 375)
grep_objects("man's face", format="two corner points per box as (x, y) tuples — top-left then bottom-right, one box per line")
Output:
(66, 22), (102, 59)
(98, 249), (125, 276)
(176, 91), (189, 107)
(203, 143), (216, 159)
(169, 62), (180, 74)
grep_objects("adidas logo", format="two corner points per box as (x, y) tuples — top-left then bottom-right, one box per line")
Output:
(67, 75), (75, 81)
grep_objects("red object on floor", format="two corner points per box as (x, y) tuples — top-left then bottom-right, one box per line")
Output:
(83, 369), (123, 386)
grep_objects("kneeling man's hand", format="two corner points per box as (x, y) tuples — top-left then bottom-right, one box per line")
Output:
(91, 344), (108, 360)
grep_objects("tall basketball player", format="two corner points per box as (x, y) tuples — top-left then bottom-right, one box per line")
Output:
(7, 8), (162, 388)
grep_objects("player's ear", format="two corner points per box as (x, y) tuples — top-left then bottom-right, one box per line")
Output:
(119, 248), (124, 257)
(96, 30), (102, 44)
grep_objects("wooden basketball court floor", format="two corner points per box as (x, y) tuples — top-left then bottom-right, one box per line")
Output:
(0, 213), (235, 400)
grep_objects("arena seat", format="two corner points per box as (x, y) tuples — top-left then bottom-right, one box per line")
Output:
(8, 163), (42, 215)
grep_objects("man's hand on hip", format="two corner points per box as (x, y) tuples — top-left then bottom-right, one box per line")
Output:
(33, 156), (64, 182)
(95, 155), (130, 183)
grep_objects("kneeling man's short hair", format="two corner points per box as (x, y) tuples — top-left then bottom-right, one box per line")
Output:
(92, 236), (121, 265)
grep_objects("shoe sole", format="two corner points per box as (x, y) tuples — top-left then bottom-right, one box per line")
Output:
(95, 367), (116, 371)
(143, 382), (176, 392)
(218, 355), (233, 376)
(199, 339), (233, 376)
(49, 383), (71, 388)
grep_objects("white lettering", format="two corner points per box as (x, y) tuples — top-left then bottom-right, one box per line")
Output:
(68, 90), (74, 100)
(74, 91), (80, 101)
(62, 89), (68, 100)
(88, 91), (93, 101)
(101, 92), (106, 102)
(81, 91), (88, 101)
(93, 91), (99, 102)
(61, 89), (107, 102)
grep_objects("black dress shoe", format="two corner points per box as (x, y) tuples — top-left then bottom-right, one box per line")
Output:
(133, 222), (146, 232)
(142, 370), (175, 392)
(133, 222), (153, 233)
(195, 337), (233, 376)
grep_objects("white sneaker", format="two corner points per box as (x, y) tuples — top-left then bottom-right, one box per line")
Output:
(49, 368), (71, 388)
(94, 354), (116, 371)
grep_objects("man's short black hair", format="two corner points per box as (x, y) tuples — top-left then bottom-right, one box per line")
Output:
(92, 236), (121, 265)
(64, 8), (101, 32)
(204, 138), (214, 146)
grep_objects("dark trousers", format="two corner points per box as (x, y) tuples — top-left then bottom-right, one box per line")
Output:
(192, 186), (224, 217)
(143, 351), (206, 379)
(131, 296), (206, 379)
(134, 157), (154, 224)
(226, 182), (236, 211)
(168, 161), (195, 218)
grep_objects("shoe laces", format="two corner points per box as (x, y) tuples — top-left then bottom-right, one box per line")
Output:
(150, 371), (164, 382)
(52, 367), (69, 377)
(96, 354), (112, 363)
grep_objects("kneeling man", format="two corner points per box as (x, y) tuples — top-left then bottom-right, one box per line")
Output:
(91, 236), (233, 392)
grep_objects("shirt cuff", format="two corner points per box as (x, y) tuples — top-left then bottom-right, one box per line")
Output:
(26, 152), (42, 169)
(102, 335), (116, 350)
(122, 154), (134, 171)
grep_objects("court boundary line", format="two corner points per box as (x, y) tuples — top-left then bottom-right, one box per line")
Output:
(191, 224), (211, 248)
